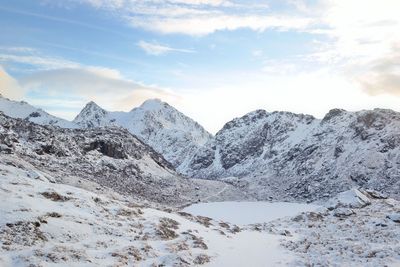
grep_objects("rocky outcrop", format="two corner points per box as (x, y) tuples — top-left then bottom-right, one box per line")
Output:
(73, 99), (213, 170)
(182, 108), (400, 202)
(0, 113), (244, 205)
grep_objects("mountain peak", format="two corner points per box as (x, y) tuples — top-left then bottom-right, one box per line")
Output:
(143, 98), (163, 104)
(84, 100), (103, 110)
(139, 98), (167, 110)
(73, 101), (108, 127)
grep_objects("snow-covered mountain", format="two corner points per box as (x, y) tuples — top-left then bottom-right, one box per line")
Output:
(183, 108), (400, 201)
(1, 96), (400, 266)
(0, 95), (212, 172)
(74, 99), (213, 170)
(0, 112), (246, 206)
(0, 94), (77, 128)
(2, 94), (400, 202)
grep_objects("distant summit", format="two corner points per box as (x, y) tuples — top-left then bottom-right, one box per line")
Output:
(0, 94), (77, 128)
(74, 98), (212, 168)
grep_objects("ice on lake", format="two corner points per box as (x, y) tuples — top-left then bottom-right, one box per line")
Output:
(183, 201), (321, 225)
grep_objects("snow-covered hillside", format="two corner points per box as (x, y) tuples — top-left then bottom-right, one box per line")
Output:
(1, 157), (399, 266)
(74, 99), (213, 169)
(183, 108), (400, 201)
(0, 94), (77, 128)
(0, 96), (211, 171)
(2, 94), (400, 203)
(0, 112), (246, 206)
(0, 156), (254, 266)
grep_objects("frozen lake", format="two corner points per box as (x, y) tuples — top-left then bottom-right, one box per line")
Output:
(183, 201), (321, 225)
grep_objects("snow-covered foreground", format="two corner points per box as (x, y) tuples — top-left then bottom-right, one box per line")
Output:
(182, 202), (321, 266)
(183, 202), (321, 225)
(1, 155), (400, 266)
(0, 156), (296, 267)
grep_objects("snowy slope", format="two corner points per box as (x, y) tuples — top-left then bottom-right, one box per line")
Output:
(74, 99), (213, 169)
(3, 94), (400, 203)
(0, 156), (255, 266)
(264, 189), (400, 266)
(0, 94), (77, 128)
(0, 112), (246, 206)
(183, 108), (400, 201)
(1, 148), (399, 266)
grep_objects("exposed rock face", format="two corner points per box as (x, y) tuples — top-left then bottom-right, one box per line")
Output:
(84, 140), (128, 159)
(387, 214), (400, 223)
(73, 99), (213, 170)
(73, 101), (109, 128)
(182, 108), (400, 202)
(2, 94), (400, 203)
(0, 113), (245, 205)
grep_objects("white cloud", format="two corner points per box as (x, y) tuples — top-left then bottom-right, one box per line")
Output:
(0, 46), (36, 53)
(305, 0), (400, 95)
(0, 52), (80, 70)
(166, 0), (232, 6)
(0, 47), (179, 114)
(59, 0), (312, 36)
(0, 65), (25, 100)
(18, 66), (180, 112)
(137, 41), (194, 55)
(130, 14), (313, 36)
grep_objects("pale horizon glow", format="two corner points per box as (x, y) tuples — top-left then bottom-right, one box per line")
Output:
(1, 0), (400, 133)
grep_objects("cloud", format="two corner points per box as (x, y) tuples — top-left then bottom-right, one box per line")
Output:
(0, 66), (25, 100)
(0, 53), (80, 70)
(0, 47), (179, 114)
(357, 49), (400, 96)
(166, 0), (232, 6)
(304, 0), (400, 95)
(20, 67), (147, 95)
(130, 15), (313, 36)
(0, 46), (36, 53)
(56, 0), (313, 36)
(18, 66), (180, 111)
(0, 47), (81, 70)
(116, 89), (182, 110)
(137, 41), (194, 55)
(0, 5), (115, 34)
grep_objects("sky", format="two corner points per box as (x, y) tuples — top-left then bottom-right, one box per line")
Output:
(0, 0), (399, 133)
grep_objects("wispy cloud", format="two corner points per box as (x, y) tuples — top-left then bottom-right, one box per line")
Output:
(137, 41), (194, 55)
(0, 53), (81, 70)
(53, 0), (312, 36)
(0, 45), (144, 71)
(130, 15), (313, 36)
(0, 5), (116, 34)
(0, 46), (81, 70)
(0, 46), (36, 53)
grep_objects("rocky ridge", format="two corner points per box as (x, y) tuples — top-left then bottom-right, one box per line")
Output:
(73, 99), (213, 170)
(182, 108), (400, 202)
(0, 112), (246, 206)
